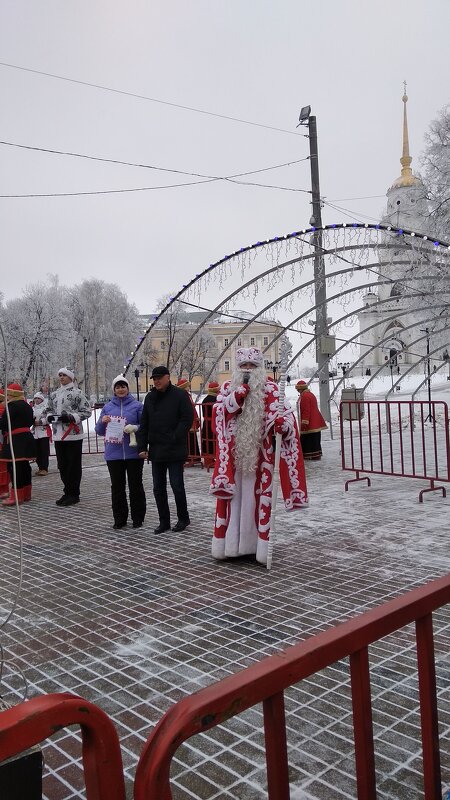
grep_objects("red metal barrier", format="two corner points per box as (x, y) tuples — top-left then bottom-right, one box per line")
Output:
(340, 400), (450, 501)
(0, 692), (126, 800)
(134, 573), (450, 800)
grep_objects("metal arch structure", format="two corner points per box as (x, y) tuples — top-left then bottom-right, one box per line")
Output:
(332, 316), (450, 395)
(123, 223), (450, 406)
(303, 296), (450, 392)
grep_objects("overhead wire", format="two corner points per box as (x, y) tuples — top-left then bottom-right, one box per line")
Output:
(0, 141), (311, 198)
(0, 61), (303, 138)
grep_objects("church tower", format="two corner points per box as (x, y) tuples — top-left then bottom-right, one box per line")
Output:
(358, 86), (430, 375)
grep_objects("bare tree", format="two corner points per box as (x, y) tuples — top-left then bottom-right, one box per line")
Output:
(176, 327), (217, 383)
(155, 293), (189, 369)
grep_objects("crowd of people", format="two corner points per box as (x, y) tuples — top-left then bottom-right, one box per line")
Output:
(0, 348), (326, 565)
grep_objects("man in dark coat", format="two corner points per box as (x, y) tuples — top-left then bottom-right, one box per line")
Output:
(0, 383), (35, 505)
(137, 365), (194, 534)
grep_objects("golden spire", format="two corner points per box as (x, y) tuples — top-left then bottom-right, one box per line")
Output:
(392, 82), (420, 188)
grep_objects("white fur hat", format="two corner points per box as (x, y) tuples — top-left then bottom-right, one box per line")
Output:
(58, 367), (75, 381)
(33, 392), (46, 401)
(236, 347), (263, 367)
(111, 374), (130, 391)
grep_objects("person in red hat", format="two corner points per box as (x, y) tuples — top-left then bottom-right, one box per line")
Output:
(176, 378), (201, 465)
(295, 380), (327, 460)
(0, 392), (10, 499)
(0, 383), (36, 505)
(201, 381), (219, 469)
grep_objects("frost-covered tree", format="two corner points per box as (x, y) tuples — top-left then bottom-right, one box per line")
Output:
(0, 280), (73, 393)
(421, 104), (450, 240)
(69, 280), (142, 399)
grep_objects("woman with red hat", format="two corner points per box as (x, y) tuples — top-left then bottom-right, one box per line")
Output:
(295, 380), (327, 460)
(0, 383), (36, 505)
(0, 393), (9, 499)
(201, 381), (219, 469)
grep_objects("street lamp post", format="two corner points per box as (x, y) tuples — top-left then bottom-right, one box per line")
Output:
(443, 350), (450, 381)
(95, 347), (100, 402)
(134, 368), (140, 402)
(83, 337), (88, 397)
(139, 362), (149, 393)
(419, 328), (433, 421)
(337, 362), (350, 389)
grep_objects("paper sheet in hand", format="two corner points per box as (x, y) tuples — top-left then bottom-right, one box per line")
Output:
(105, 416), (127, 444)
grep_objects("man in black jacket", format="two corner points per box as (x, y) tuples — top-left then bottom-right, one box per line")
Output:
(137, 365), (194, 534)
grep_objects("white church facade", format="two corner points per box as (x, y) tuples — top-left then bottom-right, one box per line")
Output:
(358, 88), (436, 376)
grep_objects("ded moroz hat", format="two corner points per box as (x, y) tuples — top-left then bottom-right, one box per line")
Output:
(296, 380), (308, 392)
(236, 347), (263, 367)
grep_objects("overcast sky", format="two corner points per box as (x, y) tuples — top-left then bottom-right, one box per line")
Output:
(1, 0), (449, 315)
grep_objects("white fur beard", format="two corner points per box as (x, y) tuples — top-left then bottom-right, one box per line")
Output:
(232, 367), (266, 473)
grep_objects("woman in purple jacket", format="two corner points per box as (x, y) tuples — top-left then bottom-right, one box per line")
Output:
(95, 375), (146, 530)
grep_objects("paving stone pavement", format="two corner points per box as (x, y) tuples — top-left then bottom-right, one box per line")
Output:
(1, 434), (450, 799)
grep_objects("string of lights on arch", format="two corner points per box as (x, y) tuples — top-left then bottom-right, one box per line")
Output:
(123, 222), (450, 375)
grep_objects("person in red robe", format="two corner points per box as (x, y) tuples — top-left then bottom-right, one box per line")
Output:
(210, 347), (308, 565)
(0, 396), (9, 498)
(176, 378), (201, 465)
(201, 381), (219, 469)
(295, 380), (327, 460)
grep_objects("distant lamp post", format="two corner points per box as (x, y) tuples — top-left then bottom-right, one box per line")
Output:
(139, 361), (149, 393)
(337, 362), (351, 388)
(419, 327), (433, 422)
(95, 347), (100, 402)
(443, 349), (450, 381)
(266, 360), (281, 381)
(134, 368), (140, 402)
(83, 337), (88, 396)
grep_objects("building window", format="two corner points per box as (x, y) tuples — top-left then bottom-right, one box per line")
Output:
(250, 337), (255, 346)
(224, 360), (230, 371)
(160, 341), (165, 350)
(263, 336), (268, 346)
(237, 338), (242, 346)
(224, 338), (229, 347)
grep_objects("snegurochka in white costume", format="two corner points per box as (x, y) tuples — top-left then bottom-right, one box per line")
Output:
(210, 347), (308, 565)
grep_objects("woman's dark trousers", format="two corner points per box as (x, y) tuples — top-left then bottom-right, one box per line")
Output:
(107, 459), (146, 526)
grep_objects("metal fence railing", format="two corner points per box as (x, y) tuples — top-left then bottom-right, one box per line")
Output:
(340, 400), (450, 502)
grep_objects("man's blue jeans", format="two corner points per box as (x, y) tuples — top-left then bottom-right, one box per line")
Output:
(151, 461), (189, 526)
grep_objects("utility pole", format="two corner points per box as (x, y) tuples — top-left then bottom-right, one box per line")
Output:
(307, 113), (331, 420)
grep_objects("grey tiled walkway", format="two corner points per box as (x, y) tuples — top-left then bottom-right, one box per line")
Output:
(1, 435), (450, 799)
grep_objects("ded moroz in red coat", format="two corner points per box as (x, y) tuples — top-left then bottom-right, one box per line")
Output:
(210, 378), (308, 565)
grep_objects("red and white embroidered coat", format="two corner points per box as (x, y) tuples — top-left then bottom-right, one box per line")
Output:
(210, 378), (308, 563)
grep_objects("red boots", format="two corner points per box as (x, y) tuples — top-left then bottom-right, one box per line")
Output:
(1, 485), (32, 506)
